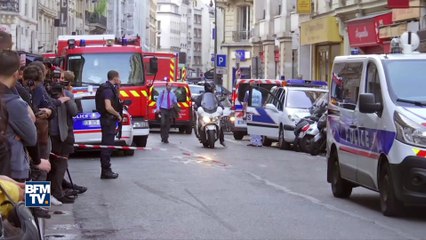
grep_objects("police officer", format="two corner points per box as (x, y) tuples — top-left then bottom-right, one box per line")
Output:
(95, 70), (122, 179)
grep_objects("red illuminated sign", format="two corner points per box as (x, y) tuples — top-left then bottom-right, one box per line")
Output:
(387, 0), (409, 8)
(347, 13), (392, 47)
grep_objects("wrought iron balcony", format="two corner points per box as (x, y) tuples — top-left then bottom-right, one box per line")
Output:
(0, 0), (19, 12)
(232, 30), (252, 42)
(85, 11), (107, 33)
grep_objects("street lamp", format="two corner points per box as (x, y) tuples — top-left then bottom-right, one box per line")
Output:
(210, 0), (218, 85)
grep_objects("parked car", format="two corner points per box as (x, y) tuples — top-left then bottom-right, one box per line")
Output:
(246, 79), (328, 149)
(188, 84), (205, 101)
(73, 92), (135, 156)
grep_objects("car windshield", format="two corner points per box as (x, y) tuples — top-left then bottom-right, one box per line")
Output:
(286, 90), (325, 109)
(384, 60), (426, 103)
(152, 86), (188, 102)
(68, 53), (145, 86)
(237, 83), (278, 103)
(189, 85), (204, 96)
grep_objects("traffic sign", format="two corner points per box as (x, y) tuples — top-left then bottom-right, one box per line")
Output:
(216, 54), (227, 67)
(216, 68), (226, 74)
(235, 50), (246, 61)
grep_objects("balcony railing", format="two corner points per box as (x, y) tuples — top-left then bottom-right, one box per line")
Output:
(232, 30), (252, 42)
(85, 11), (107, 29)
(0, 0), (19, 12)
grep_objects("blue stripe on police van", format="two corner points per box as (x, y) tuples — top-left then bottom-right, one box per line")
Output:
(235, 105), (243, 110)
(328, 117), (396, 155)
(252, 108), (276, 124)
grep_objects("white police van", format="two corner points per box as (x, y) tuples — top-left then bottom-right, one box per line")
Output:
(327, 32), (426, 216)
(73, 88), (136, 156)
(247, 80), (327, 149)
(231, 79), (283, 140)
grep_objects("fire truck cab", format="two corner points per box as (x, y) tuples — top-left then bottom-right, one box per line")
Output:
(57, 34), (155, 147)
(143, 52), (180, 83)
(147, 81), (193, 134)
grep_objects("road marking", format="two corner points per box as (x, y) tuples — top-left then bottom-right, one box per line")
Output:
(246, 171), (418, 240)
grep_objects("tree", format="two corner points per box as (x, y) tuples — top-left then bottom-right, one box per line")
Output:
(95, 0), (108, 16)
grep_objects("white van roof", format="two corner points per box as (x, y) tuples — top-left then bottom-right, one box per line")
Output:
(334, 53), (426, 62)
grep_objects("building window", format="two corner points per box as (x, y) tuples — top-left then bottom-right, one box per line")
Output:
(238, 6), (251, 32)
(234, 5), (251, 41)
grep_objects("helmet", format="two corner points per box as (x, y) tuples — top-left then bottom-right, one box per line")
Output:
(204, 81), (215, 93)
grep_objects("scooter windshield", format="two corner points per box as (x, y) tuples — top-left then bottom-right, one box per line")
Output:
(201, 92), (219, 113)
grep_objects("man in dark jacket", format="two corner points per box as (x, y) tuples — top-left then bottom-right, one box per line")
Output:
(95, 70), (122, 179)
(48, 82), (78, 203)
(0, 51), (42, 180)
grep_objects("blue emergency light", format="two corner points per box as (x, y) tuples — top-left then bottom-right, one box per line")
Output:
(80, 39), (86, 47)
(285, 79), (327, 87)
(121, 38), (128, 46)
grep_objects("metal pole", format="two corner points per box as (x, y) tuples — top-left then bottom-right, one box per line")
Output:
(213, 0), (218, 85)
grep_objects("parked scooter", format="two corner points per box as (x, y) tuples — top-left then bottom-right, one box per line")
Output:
(309, 113), (327, 155)
(194, 92), (224, 148)
(294, 93), (328, 153)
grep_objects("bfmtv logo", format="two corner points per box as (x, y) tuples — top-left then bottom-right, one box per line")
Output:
(25, 181), (51, 207)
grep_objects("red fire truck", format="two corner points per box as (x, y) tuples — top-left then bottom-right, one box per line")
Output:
(56, 34), (157, 147)
(143, 52), (192, 134)
(143, 52), (180, 83)
(146, 81), (193, 134)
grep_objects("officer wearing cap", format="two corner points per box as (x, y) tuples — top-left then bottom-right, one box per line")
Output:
(95, 70), (122, 179)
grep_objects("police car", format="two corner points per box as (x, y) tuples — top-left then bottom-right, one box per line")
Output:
(73, 88), (135, 156)
(231, 79), (284, 140)
(246, 80), (328, 149)
(327, 32), (426, 216)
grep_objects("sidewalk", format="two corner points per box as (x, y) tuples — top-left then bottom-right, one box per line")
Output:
(43, 203), (81, 239)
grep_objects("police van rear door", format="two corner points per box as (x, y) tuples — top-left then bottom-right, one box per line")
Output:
(247, 88), (283, 139)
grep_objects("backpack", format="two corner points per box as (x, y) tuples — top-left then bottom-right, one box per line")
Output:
(95, 83), (108, 114)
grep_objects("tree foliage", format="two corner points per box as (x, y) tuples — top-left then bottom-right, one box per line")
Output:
(95, 0), (108, 16)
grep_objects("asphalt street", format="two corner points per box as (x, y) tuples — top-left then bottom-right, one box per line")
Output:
(44, 130), (426, 240)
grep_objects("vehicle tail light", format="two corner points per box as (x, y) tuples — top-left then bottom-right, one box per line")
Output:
(302, 124), (310, 132)
(231, 89), (237, 109)
(122, 113), (131, 125)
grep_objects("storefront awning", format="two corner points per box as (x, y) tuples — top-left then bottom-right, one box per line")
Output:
(347, 12), (393, 48)
(300, 16), (342, 45)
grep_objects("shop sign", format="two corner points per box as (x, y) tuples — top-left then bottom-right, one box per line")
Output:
(297, 0), (311, 14)
(392, 0), (420, 22)
(259, 51), (264, 64)
(59, 0), (68, 27)
(274, 50), (280, 62)
(347, 13), (392, 47)
(388, 0), (409, 8)
(300, 16), (341, 45)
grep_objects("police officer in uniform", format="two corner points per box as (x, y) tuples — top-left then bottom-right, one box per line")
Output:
(95, 70), (122, 179)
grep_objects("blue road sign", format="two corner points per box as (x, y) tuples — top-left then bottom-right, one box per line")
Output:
(217, 54), (227, 67)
